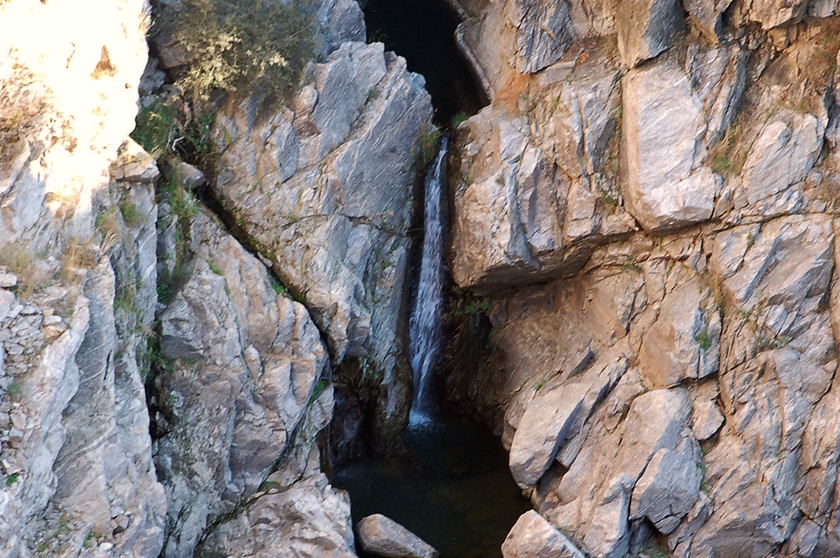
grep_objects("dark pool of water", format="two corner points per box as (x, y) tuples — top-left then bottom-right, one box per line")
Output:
(363, 0), (488, 126)
(333, 411), (530, 558)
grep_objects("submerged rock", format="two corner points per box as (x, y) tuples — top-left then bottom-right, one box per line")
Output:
(356, 514), (439, 558)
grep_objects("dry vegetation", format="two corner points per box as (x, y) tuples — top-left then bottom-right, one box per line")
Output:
(0, 64), (50, 161)
(161, 0), (317, 106)
(0, 243), (50, 299)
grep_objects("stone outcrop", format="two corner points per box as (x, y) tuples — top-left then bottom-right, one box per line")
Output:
(0, 1), (167, 556)
(447, 3), (840, 556)
(502, 510), (585, 558)
(356, 514), (439, 558)
(616, 0), (683, 67)
(210, 37), (433, 438)
(153, 209), (333, 557)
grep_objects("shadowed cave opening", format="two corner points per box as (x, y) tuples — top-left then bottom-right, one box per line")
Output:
(362, 0), (488, 126)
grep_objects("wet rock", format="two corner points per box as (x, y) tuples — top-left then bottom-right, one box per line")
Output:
(357, 514), (439, 558)
(502, 510), (585, 558)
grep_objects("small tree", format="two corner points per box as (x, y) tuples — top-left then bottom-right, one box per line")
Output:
(169, 0), (316, 106)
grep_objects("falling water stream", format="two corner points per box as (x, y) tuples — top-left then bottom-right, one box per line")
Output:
(335, 140), (529, 557)
(332, 1), (530, 555)
(408, 136), (448, 425)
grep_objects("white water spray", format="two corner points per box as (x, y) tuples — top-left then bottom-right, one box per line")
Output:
(408, 136), (449, 426)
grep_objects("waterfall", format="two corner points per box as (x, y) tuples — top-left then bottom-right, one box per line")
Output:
(408, 136), (449, 426)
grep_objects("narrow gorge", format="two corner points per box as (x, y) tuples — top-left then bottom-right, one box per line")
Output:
(3, 0), (840, 557)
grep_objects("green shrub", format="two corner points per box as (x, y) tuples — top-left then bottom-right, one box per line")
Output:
(131, 100), (178, 158)
(269, 275), (288, 296)
(418, 124), (441, 168)
(119, 199), (145, 228)
(167, 0), (317, 105)
(695, 326), (713, 351)
(5, 381), (23, 401)
(450, 111), (469, 129)
(452, 295), (489, 317)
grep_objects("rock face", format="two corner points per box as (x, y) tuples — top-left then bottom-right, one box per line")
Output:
(154, 209), (333, 557)
(448, 3), (840, 557)
(0, 1), (167, 556)
(356, 514), (439, 558)
(3, 0), (406, 556)
(6, 0), (840, 557)
(211, 37), (433, 438)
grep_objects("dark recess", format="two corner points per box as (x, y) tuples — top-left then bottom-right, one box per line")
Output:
(363, 0), (488, 126)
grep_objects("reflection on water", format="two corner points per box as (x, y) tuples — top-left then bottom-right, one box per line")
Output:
(334, 411), (530, 558)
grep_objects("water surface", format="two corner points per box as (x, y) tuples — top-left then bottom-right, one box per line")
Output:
(334, 410), (530, 558)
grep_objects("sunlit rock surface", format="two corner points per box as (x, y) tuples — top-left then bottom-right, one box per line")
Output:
(0, 1), (166, 556)
(447, 2), (840, 556)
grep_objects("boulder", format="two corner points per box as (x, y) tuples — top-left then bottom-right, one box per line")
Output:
(357, 514), (439, 558)
(198, 474), (356, 558)
(509, 382), (589, 488)
(502, 510), (585, 558)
